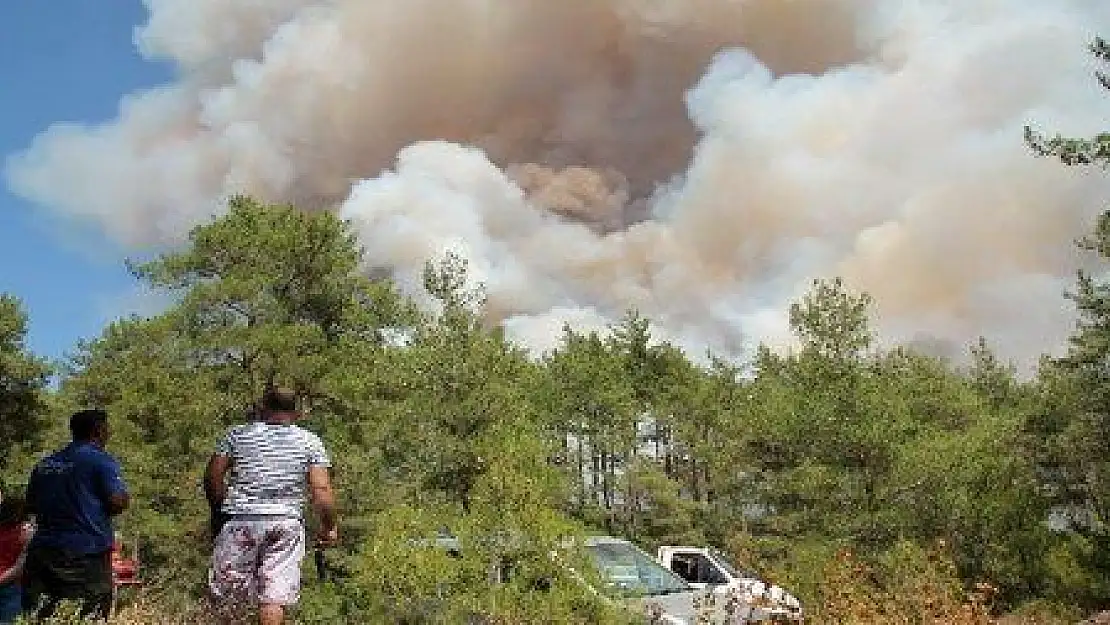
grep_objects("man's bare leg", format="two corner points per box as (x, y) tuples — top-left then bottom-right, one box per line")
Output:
(259, 602), (284, 625)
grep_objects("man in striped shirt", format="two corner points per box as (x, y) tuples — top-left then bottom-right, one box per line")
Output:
(204, 388), (338, 625)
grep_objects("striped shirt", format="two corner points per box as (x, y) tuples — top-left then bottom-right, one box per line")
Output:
(215, 422), (331, 519)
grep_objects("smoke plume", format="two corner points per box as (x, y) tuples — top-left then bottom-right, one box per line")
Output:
(7, 0), (1110, 370)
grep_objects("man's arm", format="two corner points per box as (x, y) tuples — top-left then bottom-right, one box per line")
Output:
(307, 465), (338, 546)
(107, 491), (130, 516)
(204, 454), (231, 511)
(0, 525), (30, 585)
(0, 551), (25, 585)
(98, 458), (130, 516)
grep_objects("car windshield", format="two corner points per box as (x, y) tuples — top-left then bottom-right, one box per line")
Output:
(586, 541), (692, 598)
(710, 549), (759, 580)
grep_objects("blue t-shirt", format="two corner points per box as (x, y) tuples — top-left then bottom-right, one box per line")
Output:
(27, 442), (128, 554)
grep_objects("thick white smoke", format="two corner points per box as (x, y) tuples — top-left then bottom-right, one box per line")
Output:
(6, 0), (1110, 370)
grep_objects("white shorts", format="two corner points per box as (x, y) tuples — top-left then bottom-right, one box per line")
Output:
(208, 516), (305, 607)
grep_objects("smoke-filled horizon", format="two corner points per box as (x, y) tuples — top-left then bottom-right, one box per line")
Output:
(6, 0), (1110, 371)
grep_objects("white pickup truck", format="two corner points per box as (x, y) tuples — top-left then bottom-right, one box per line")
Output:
(656, 546), (804, 623)
(423, 534), (799, 624)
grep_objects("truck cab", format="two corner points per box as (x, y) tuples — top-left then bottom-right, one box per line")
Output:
(656, 546), (803, 623)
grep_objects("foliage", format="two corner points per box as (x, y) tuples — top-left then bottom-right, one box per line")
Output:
(1025, 35), (1110, 608)
(0, 293), (51, 482)
(10, 160), (1110, 624)
(32, 212), (1072, 620)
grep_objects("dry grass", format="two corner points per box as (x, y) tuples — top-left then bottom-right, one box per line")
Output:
(809, 546), (1076, 625)
(17, 591), (245, 625)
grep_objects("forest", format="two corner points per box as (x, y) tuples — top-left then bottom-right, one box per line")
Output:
(4, 40), (1110, 625)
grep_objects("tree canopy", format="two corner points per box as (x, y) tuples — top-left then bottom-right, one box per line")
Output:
(0, 293), (50, 477)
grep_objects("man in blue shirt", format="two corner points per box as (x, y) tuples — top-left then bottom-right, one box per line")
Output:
(22, 409), (129, 621)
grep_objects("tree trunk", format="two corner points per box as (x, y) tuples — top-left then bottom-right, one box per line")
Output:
(691, 456), (702, 502)
(576, 428), (586, 512)
(704, 464), (714, 504)
(602, 450), (613, 512)
(663, 425), (674, 479)
(592, 449), (602, 507)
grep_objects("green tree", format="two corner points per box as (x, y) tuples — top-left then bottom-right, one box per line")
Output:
(60, 196), (414, 592)
(127, 195), (411, 402)
(1025, 38), (1110, 166)
(745, 279), (894, 541)
(788, 277), (874, 362)
(543, 326), (637, 530)
(336, 254), (624, 623)
(1026, 35), (1110, 606)
(0, 293), (50, 478)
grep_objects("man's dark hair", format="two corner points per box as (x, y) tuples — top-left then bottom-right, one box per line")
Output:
(70, 408), (108, 441)
(262, 387), (298, 413)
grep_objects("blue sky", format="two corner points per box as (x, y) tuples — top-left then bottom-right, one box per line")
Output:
(0, 1), (170, 362)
